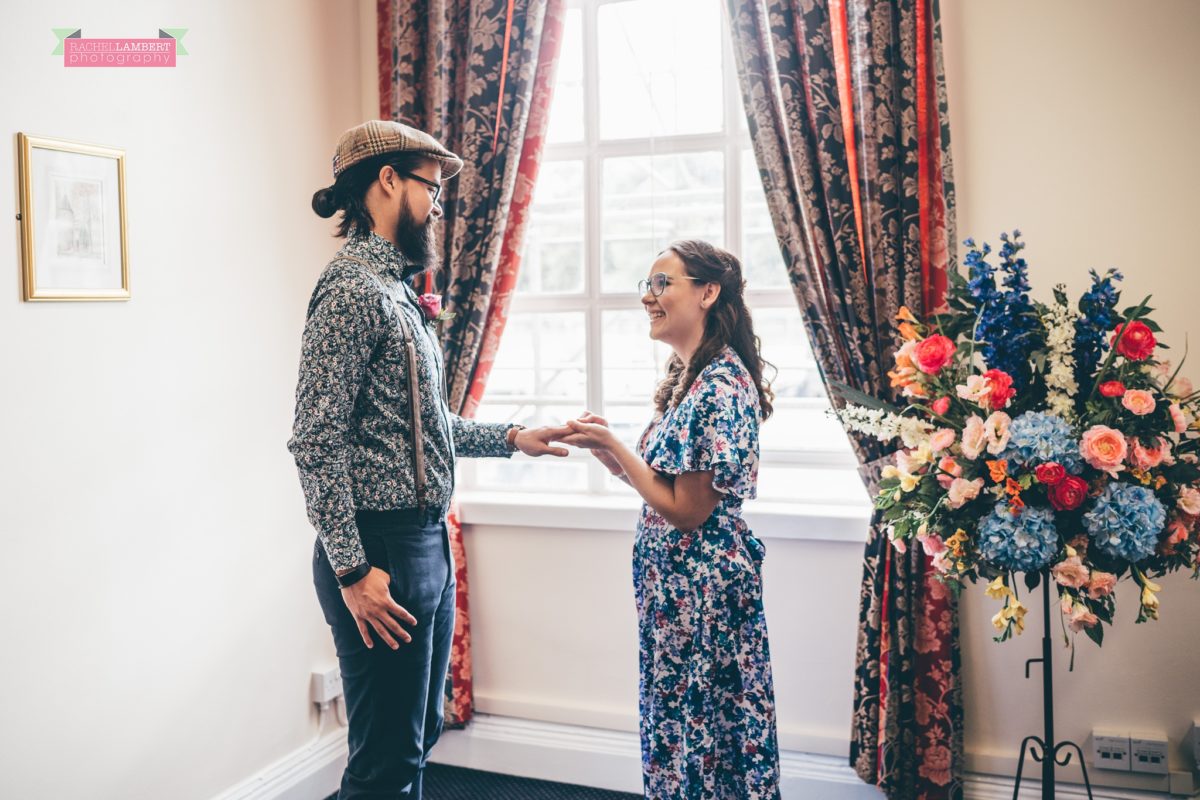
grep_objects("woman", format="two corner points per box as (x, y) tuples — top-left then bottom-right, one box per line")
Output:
(563, 240), (781, 799)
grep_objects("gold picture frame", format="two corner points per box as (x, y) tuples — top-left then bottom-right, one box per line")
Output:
(17, 133), (129, 301)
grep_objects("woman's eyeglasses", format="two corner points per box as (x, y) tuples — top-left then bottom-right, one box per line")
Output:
(637, 272), (706, 297)
(399, 171), (442, 205)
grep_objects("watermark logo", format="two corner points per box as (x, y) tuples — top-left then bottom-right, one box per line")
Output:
(52, 28), (188, 67)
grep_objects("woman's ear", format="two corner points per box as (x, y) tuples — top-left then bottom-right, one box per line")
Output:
(700, 282), (722, 309)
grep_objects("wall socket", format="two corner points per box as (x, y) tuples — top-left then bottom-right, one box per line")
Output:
(311, 667), (343, 705)
(1090, 729), (1131, 771)
(1129, 731), (1169, 775)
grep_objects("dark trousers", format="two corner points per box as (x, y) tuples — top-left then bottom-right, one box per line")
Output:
(313, 508), (456, 800)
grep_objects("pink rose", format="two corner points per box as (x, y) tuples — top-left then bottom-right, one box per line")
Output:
(929, 428), (957, 453)
(913, 335), (957, 375)
(960, 415), (987, 460)
(1169, 403), (1189, 434)
(946, 477), (984, 509)
(1086, 571), (1117, 599)
(1111, 320), (1157, 361)
(1080, 425), (1127, 476)
(1121, 389), (1156, 416)
(984, 412), (1012, 456)
(1035, 462), (1066, 486)
(1051, 556), (1090, 589)
(936, 456), (962, 489)
(1130, 437), (1168, 471)
(417, 293), (443, 320)
(1178, 486), (1200, 516)
(931, 396), (951, 416)
(1068, 607), (1100, 633)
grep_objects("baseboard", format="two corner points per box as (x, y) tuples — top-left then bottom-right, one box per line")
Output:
(210, 725), (347, 800)
(210, 713), (1184, 800)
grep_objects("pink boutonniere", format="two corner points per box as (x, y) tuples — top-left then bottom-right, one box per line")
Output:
(417, 293), (456, 325)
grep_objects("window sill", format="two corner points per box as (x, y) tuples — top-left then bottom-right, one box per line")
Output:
(456, 491), (873, 543)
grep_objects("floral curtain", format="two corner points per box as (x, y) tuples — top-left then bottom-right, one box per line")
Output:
(724, 0), (962, 795)
(378, 0), (566, 725)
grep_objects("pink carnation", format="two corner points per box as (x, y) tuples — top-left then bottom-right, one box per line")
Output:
(1051, 556), (1090, 589)
(1068, 607), (1100, 633)
(960, 415), (987, 461)
(1086, 572), (1117, 599)
(1130, 436), (1169, 471)
(929, 428), (957, 453)
(936, 456), (962, 489)
(1169, 403), (1189, 434)
(984, 412), (1012, 456)
(946, 477), (984, 509)
(1178, 486), (1200, 517)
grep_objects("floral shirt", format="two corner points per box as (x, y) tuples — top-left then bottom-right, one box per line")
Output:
(288, 232), (514, 572)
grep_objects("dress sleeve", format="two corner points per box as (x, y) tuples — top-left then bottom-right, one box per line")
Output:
(642, 373), (759, 500)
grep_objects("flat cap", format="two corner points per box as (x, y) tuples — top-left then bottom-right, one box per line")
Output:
(331, 120), (463, 180)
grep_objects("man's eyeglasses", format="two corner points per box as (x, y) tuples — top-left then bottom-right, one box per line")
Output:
(637, 272), (706, 297)
(398, 171), (443, 205)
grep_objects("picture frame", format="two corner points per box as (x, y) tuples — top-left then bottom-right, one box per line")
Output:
(17, 133), (129, 301)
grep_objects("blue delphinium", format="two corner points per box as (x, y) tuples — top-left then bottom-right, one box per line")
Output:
(977, 502), (1060, 572)
(1073, 268), (1123, 391)
(963, 232), (1040, 390)
(1001, 411), (1083, 472)
(1083, 482), (1166, 563)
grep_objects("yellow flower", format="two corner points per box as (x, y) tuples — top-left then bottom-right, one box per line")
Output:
(1009, 600), (1027, 634)
(991, 609), (1008, 632)
(985, 576), (1010, 600)
(909, 444), (934, 468)
(896, 305), (919, 324)
(945, 529), (968, 556)
(1065, 544), (1077, 559)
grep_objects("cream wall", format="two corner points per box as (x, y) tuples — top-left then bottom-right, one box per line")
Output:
(0, 2), (365, 798)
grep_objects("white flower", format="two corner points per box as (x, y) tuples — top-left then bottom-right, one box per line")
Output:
(1041, 296), (1080, 421)
(836, 405), (935, 448)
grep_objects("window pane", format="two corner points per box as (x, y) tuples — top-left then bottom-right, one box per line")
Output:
(601, 309), (672, 404)
(741, 149), (789, 290)
(484, 312), (587, 402)
(546, 8), (584, 144)
(597, 0), (723, 139)
(518, 160), (585, 294)
(752, 307), (855, 454)
(756, 465), (868, 504)
(473, 403), (591, 491)
(601, 152), (724, 293)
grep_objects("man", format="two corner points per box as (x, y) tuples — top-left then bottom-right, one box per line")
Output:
(289, 120), (568, 799)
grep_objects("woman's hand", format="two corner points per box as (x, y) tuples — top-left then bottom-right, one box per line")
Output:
(562, 413), (618, 451)
(568, 413), (624, 475)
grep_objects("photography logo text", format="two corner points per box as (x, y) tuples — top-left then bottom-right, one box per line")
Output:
(52, 28), (188, 68)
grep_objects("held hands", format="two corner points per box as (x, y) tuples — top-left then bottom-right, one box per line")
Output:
(339, 567), (418, 650)
(512, 425), (572, 457)
(562, 412), (623, 475)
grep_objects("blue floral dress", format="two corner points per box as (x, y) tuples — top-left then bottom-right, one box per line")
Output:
(633, 346), (781, 799)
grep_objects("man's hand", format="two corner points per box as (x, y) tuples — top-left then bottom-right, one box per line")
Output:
(339, 567), (418, 650)
(568, 413), (623, 475)
(513, 425), (572, 457)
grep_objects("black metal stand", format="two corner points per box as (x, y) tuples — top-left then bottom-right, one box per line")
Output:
(1010, 569), (1095, 799)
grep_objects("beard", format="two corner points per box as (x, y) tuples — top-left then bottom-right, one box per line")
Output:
(393, 195), (438, 278)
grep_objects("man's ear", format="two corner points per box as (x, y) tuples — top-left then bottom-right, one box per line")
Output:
(378, 165), (398, 195)
(701, 282), (722, 309)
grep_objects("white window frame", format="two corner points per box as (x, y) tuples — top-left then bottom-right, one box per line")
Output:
(459, 0), (863, 512)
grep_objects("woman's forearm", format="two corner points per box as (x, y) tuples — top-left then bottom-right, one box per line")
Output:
(606, 440), (693, 529)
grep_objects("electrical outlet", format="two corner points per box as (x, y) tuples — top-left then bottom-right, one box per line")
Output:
(311, 667), (343, 704)
(1129, 731), (1169, 775)
(1090, 729), (1131, 771)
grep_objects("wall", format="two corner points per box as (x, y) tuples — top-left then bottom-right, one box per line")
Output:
(0, 2), (365, 798)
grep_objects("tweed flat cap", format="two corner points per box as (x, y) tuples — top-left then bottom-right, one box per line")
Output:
(331, 120), (463, 180)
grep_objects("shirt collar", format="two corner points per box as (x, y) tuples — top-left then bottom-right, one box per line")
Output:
(340, 231), (415, 281)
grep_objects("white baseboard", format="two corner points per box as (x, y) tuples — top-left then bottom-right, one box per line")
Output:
(210, 713), (1184, 800)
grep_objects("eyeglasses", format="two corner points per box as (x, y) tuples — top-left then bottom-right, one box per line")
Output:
(637, 272), (706, 297)
(398, 171), (443, 205)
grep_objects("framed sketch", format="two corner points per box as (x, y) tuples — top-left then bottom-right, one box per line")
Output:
(17, 133), (129, 301)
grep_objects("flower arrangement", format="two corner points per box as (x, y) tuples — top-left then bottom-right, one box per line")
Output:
(835, 232), (1200, 647)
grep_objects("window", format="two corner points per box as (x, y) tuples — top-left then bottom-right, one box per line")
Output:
(465, 0), (861, 505)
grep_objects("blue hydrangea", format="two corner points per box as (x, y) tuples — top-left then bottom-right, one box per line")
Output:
(1001, 411), (1083, 472)
(977, 502), (1060, 572)
(1083, 482), (1166, 563)
(963, 232), (1040, 389)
